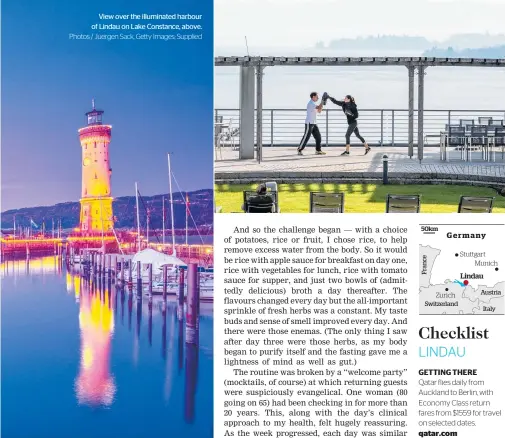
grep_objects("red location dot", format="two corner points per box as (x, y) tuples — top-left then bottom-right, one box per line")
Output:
(463, 280), (469, 286)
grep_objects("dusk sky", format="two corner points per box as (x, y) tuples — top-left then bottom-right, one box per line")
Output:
(1, 0), (213, 211)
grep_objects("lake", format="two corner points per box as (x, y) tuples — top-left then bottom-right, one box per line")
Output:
(1, 256), (213, 438)
(215, 50), (505, 110)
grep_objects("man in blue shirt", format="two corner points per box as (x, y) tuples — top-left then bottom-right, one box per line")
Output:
(297, 92), (325, 155)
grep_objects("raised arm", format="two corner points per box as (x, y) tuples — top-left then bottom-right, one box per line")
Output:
(328, 96), (343, 106)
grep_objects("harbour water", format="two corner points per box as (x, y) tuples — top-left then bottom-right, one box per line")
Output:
(1, 256), (213, 438)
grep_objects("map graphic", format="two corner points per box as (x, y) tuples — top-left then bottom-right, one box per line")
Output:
(419, 224), (504, 315)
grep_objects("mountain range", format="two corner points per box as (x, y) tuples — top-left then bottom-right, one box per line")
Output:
(1, 189), (213, 231)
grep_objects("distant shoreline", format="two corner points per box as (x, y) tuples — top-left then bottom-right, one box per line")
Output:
(216, 33), (505, 57)
(423, 45), (505, 58)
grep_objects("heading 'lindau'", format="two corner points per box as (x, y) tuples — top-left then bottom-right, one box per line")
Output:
(419, 346), (466, 358)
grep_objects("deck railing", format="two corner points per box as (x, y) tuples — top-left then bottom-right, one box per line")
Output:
(215, 108), (505, 147)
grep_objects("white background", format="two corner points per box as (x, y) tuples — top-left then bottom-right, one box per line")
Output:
(214, 214), (504, 437)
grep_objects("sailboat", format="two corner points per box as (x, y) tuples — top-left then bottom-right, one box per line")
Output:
(123, 173), (186, 284)
(116, 153), (213, 300)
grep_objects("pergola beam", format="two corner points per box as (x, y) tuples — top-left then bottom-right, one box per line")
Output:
(216, 56), (505, 67)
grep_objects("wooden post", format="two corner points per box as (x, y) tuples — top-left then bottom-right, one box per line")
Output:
(148, 263), (153, 296)
(163, 265), (168, 301)
(178, 267), (185, 321)
(137, 262), (142, 296)
(186, 263), (198, 344)
(128, 259), (133, 284)
(136, 261), (141, 282)
(120, 258), (125, 283)
(98, 269), (103, 296)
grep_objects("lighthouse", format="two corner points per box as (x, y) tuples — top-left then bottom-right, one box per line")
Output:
(78, 100), (113, 233)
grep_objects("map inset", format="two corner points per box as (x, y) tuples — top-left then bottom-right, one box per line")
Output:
(419, 225), (504, 315)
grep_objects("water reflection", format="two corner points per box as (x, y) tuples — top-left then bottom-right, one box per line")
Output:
(128, 290), (133, 331)
(1, 255), (62, 277)
(68, 271), (205, 414)
(185, 342), (199, 423)
(148, 299), (153, 346)
(178, 318), (185, 372)
(2, 256), (212, 435)
(162, 307), (167, 360)
(75, 278), (116, 406)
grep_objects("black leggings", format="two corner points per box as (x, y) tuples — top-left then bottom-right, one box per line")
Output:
(345, 122), (366, 144)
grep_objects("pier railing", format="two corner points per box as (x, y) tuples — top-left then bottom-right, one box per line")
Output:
(215, 108), (505, 147)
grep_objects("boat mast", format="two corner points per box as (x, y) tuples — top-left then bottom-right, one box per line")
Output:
(146, 209), (150, 247)
(135, 182), (141, 252)
(167, 153), (176, 256)
(185, 193), (189, 246)
(13, 215), (16, 238)
(162, 197), (166, 245)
